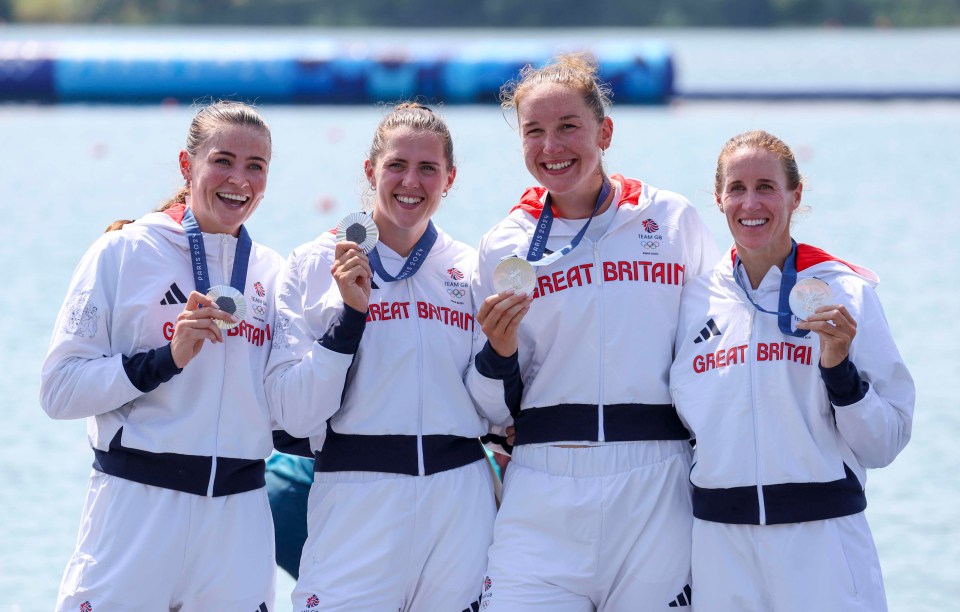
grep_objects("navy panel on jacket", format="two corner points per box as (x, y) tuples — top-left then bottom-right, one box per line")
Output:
(514, 403), (690, 446)
(92, 428), (265, 496)
(692, 463), (867, 525)
(315, 424), (486, 476)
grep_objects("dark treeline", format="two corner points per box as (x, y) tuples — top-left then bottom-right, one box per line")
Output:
(6, 0), (960, 27)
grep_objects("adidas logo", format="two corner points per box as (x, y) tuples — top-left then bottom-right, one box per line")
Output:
(693, 318), (721, 344)
(159, 283), (188, 306)
(668, 584), (692, 607)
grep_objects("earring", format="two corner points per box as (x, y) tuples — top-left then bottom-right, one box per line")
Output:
(370, 184), (377, 192)
(442, 191), (448, 198)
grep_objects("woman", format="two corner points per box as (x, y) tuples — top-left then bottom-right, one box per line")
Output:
(472, 54), (719, 611)
(669, 130), (914, 611)
(265, 102), (502, 612)
(41, 101), (283, 610)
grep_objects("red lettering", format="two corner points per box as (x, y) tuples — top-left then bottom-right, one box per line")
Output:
(770, 342), (782, 361)
(618, 260), (632, 282)
(537, 273), (554, 296)
(705, 352), (716, 370)
(368, 303), (382, 321)
(551, 270), (567, 292)
(417, 302), (429, 319)
(726, 345), (740, 366)
(163, 321), (174, 341)
(693, 355), (705, 373)
(567, 265), (583, 288)
(757, 343), (769, 361)
(637, 261), (652, 281)
(579, 263), (593, 284)
(652, 262), (665, 284)
(603, 261), (617, 281)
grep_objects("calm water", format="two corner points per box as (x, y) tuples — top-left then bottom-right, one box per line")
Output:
(2, 28), (960, 612)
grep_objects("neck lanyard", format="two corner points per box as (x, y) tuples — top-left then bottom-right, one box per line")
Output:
(734, 239), (809, 338)
(368, 220), (438, 283)
(181, 207), (252, 295)
(525, 176), (612, 267)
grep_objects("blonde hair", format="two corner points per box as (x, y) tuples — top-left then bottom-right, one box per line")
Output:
(500, 52), (612, 123)
(715, 130), (802, 196)
(368, 102), (455, 169)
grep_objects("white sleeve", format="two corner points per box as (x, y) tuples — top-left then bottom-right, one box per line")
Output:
(264, 244), (360, 438)
(464, 231), (517, 431)
(40, 237), (143, 420)
(830, 280), (914, 469)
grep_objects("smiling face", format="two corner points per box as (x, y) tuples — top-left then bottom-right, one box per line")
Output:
(365, 126), (455, 253)
(180, 123), (271, 236)
(718, 146), (802, 266)
(517, 82), (613, 215)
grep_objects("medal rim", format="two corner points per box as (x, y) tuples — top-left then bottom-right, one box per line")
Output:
(206, 284), (247, 330)
(335, 212), (379, 254)
(493, 257), (536, 295)
(788, 277), (832, 320)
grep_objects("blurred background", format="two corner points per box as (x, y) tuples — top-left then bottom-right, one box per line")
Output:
(1, 2), (958, 611)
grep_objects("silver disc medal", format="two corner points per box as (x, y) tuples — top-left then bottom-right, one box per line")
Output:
(788, 278), (833, 321)
(335, 212), (379, 254)
(493, 257), (536, 295)
(206, 285), (247, 330)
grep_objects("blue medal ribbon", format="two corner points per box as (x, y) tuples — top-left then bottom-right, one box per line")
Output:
(181, 207), (252, 295)
(733, 239), (809, 338)
(368, 220), (438, 283)
(525, 177), (613, 267)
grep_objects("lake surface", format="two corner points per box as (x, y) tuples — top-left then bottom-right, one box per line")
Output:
(1, 26), (958, 612)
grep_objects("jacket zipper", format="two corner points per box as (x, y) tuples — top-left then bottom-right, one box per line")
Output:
(409, 276), (426, 476)
(207, 234), (230, 497)
(594, 241), (606, 442)
(746, 287), (766, 525)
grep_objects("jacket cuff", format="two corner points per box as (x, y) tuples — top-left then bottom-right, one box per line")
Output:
(820, 356), (869, 407)
(317, 304), (367, 354)
(121, 343), (183, 393)
(475, 340), (519, 379)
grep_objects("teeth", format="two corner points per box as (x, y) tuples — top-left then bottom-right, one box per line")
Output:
(218, 193), (248, 203)
(397, 195), (422, 205)
(740, 219), (766, 227)
(545, 161), (572, 170)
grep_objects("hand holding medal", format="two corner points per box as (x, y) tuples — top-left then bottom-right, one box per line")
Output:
(792, 279), (857, 368)
(333, 213), (377, 312)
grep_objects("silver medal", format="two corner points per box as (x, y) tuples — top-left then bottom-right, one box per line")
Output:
(493, 257), (536, 295)
(788, 278), (833, 321)
(335, 212), (379, 254)
(206, 285), (247, 330)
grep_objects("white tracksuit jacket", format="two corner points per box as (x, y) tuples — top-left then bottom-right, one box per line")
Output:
(470, 175), (720, 446)
(40, 206), (283, 496)
(670, 245), (915, 525)
(265, 226), (506, 475)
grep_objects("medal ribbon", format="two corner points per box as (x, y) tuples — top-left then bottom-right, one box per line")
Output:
(525, 177), (612, 267)
(368, 220), (438, 283)
(733, 239), (809, 338)
(181, 207), (252, 295)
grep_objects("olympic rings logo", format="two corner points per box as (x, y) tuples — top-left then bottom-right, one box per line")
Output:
(641, 241), (660, 249)
(448, 288), (466, 299)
